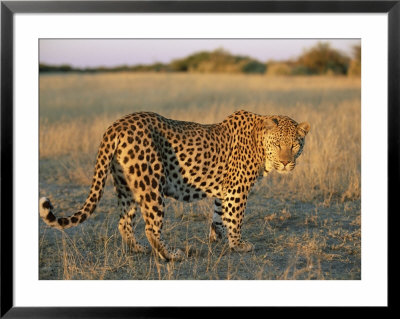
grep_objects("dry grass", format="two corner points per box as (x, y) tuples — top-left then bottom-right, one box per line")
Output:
(39, 73), (361, 280)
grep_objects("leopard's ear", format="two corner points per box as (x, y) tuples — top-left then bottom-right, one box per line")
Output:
(264, 118), (278, 131)
(297, 122), (310, 137)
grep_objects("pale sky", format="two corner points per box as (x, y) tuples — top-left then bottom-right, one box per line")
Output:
(39, 39), (360, 68)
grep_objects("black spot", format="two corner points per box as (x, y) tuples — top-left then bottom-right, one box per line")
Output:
(71, 217), (78, 223)
(46, 212), (56, 222)
(127, 136), (134, 144)
(145, 194), (151, 202)
(80, 214), (87, 223)
(42, 200), (52, 210)
(160, 176), (165, 185)
(58, 218), (69, 226)
(118, 176), (127, 186)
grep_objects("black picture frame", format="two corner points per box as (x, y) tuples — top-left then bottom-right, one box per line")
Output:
(1, 0), (395, 317)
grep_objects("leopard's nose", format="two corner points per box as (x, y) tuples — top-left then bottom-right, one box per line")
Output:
(280, 160), (290, 166)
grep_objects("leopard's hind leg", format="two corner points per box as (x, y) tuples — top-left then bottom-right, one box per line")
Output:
(118, 203), (150, 254)
(111, 162), (150, 254)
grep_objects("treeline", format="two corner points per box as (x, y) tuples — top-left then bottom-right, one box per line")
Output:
(267, 43), (360, 76)
(40, 42), (361, 76)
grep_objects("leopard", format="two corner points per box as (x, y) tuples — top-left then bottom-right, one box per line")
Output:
(39, 110), (310, 261)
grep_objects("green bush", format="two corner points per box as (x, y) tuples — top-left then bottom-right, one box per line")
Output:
(242, 60), (266, 74)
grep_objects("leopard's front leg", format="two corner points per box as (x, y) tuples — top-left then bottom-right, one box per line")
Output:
(209, 198), (226, 242)
(221, 190), (254, 252)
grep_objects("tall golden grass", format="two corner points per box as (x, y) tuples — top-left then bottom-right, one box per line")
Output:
(40, 73), (360, 203)
(39, 73), (360, 122)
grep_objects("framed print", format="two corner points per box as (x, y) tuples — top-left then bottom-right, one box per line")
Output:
(1, 0), (396, 316)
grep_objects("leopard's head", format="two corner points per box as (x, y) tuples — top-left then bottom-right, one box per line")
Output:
(262, 116), (310, 175)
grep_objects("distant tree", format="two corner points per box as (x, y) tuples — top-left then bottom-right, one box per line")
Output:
(169, 48), (266, 74)
(39, 63), (74, 73)
(170, 51), (212, 71)
(348, 44), (361, 77)
(296, 42), (350, 75)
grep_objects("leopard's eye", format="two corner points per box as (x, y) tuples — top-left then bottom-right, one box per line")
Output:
(292, 143), (300, 151)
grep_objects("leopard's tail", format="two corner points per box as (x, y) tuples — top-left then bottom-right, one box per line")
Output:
(39, 125), (120, 230)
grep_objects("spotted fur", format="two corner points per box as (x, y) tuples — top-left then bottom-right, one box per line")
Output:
(39, 110), (310, 261)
